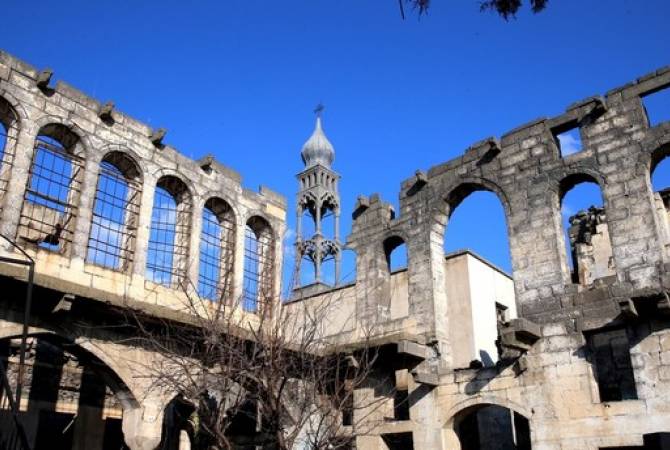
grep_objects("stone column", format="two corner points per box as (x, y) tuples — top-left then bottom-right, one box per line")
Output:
(187, 196), (203, 289)
(232, 212), (246, 304)
(72, 366), (106, 450)
(0, 121), (35, 250)
(71, 154), (100, 263)
(410, 384), (444, 450)
(132, 174), (156, 280)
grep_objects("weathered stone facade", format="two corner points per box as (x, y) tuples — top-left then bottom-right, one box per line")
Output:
(0, 49), (287, 449)
(287, 65), (670, 449)
(0, 47), (669, 449)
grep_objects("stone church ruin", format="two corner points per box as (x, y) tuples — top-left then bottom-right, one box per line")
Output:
(0, 49), (669, 449)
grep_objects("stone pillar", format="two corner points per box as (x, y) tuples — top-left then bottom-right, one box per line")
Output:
(72, 367), (106, 450)
(71, 154), (100, 263)
(232, 212), (247, 304)
(121, 405), (163, 450)
(132, 174), (156, 279)
(410, 385), (444, 450)
(187, 196), (203, 289)
(0, 121), (35, 250)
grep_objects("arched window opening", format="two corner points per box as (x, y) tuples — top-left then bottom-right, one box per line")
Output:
(443, 187), (516, 368)
(453, 405), (531, 450)
(146, 176), (191, 287)
(384, 236), (407, 272)
(19, 125), (83, 252)
(650, 149), (670, 254)
(0, 98), (18, 202)
(198, 198), (235, 301)
(243, 216), (274, 312)
(560, 176), (614, 285)
(87, 153), (141, 271)
(444, 190), (512, 273)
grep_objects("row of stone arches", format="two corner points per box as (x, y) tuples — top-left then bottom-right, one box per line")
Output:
(0, 95), (277, 311)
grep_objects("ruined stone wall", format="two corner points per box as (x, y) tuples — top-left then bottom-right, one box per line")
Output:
(297, 66), (670, 450)
(332, 65), (670, 355)
(0, 49), (287, 315)
(1, 47), (670, 450)
(0, 49), (288, 450)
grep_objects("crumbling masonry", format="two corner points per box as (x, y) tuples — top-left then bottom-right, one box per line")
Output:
(0, 48), (669, 449)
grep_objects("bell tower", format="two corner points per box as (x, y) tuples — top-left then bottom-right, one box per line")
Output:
(294, 106), (341, 289)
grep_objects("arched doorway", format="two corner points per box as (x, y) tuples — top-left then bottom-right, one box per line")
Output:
(452, 403), (531, 450)
(0, 333), (137, 450)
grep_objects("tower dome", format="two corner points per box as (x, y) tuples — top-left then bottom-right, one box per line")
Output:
(301, 116), (334, 168)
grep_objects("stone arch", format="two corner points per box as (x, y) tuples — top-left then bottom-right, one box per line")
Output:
(0, 330), (142, 449)
(151, 167), (199, 200)
(0, 95), (21, 130)
(198, 189), (240, 223)
(95, 143), (149, 181)
(30, 115), (93, 158)
(0, 327), (141, 409)
(445, 397), (532, 450)
(444, 396), (532, 425)
(437, 177), (512, 220)
(430, 177), (513, 261)
(242, 210), (281, 245)
(556, 171), (607, 202)
(432, 178), (514, 269)
(0, 90), (30, 124)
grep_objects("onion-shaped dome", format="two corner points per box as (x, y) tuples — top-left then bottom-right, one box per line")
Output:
(301, 117), (334, 168)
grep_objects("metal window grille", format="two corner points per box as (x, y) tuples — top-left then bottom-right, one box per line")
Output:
(146, 178), (190, 288)
(198, 199), (235, 301)
(19, 135), (82, 252)
(243, 219), (274, 312)
(0, 120), (16, 201)
(86, 158), (141, 271)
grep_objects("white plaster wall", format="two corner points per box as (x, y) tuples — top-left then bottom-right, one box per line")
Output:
(466, 254), (515, 366)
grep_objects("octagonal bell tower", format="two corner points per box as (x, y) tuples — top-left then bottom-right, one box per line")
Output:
(294, 107), (341, 291)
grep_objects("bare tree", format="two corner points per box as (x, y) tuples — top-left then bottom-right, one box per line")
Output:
(124, 272), (391, 450)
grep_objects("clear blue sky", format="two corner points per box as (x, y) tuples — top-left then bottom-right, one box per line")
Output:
(2, 0), (669, 292)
